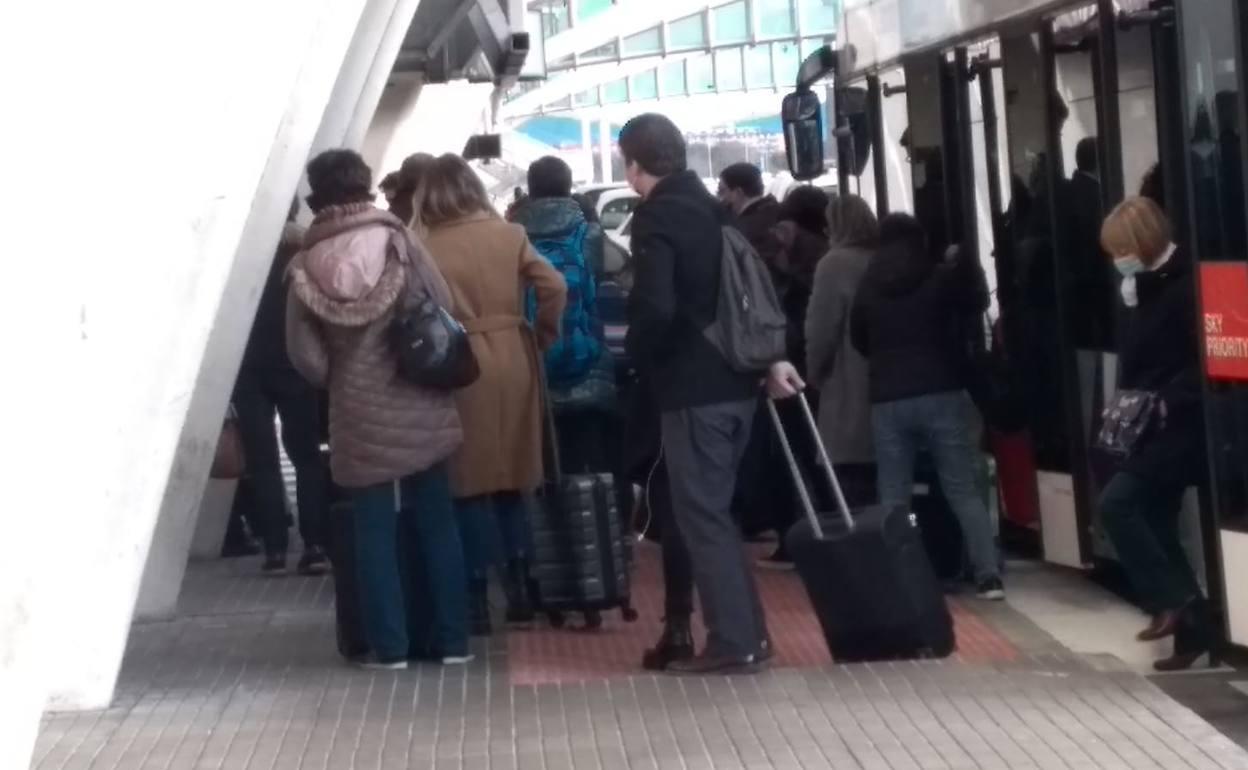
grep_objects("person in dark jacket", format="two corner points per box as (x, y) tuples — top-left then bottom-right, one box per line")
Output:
(232, 198), (330, 576)
(718, 163), (787, 543)
(717, 163), (782, 271)
(753, 185), (831, 568)
(1097, 197), (1210, 671)
(622, 113), (800, 674)
(851, 213), (1004, 600)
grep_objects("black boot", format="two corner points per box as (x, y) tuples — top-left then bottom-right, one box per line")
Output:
(504, 558), (536, 626)
(642, 616), (694, 671)
(469, 579), (492, 637)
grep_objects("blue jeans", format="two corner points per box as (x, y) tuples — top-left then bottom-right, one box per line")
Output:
(873, 391), (1000, 583)
(351, 465), (468, 661)
(456, 492), (532, 580)
(1099, 471), (1201, 614)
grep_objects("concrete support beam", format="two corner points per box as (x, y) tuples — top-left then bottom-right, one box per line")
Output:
(362, 74), (426, 175)
(0, 1), (414, 766)
(134, 0), (400, 623)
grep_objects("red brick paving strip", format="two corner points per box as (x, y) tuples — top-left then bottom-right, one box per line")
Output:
(508, 542), (1019, 686)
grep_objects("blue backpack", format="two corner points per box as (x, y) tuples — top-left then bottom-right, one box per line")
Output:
(526, 221), (603, 388)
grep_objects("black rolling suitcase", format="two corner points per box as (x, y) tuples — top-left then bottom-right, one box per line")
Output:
(528, 372), (638, 629)
(770, 394), (955, 663)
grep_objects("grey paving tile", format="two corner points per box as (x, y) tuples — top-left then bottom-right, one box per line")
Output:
(30, 558), (1248, 770)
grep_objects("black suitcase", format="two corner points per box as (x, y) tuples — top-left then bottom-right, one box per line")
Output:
(770, 394), (956, 663)
(529, 371), (638, 629)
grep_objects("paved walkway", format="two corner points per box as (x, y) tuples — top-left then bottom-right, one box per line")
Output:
(32, 546), (1248, 769)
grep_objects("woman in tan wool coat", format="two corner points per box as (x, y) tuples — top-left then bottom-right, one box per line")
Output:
(410, 153), (567, 630)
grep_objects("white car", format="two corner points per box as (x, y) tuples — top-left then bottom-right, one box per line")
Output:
(596, 188), (640, 231)
(576, 183), (629, 208)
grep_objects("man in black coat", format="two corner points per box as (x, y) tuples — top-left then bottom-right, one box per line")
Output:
(622, 114), (800, 674)
(233, 200), (329, 576)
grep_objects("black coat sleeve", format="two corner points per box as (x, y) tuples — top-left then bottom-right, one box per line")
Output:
(625, 210), (679, 363)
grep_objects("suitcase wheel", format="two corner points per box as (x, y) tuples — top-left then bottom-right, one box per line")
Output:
(621, 605), (639, 623)
(547, 610), (566, 629)
(582, 610), (603, 630)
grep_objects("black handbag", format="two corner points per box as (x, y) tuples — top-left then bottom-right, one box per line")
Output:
(1095, 389), (1164, 459)
(389, 292), (480, 390)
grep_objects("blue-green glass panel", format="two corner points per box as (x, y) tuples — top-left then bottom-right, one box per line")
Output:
(603, 78), (628, 104)
(715, 48), (745, 91)
(668, 13), (706, 48)
(773, 40), (800, 87)
(758, 0), (796, 37)
(801, 36), (828, 62)
(713, 1), (749, 44)
(799, 0), (838, 33)
(661, 59), (687, 95)
(623, 26), (662, 55)
(745, 44), (774, 89)
(688, 55), (715, 92)
(631, 71), (659, 100)
(580, 39), (619, 60)
(578, 0), (614, 21)
(573, 89), (599, 107)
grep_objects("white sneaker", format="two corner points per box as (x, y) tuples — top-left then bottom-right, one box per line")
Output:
(354, 657), (408, 671)
(442, 654), (475, 665)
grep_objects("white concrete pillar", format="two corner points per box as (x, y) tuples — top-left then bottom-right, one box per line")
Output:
(361, 73), (426, 175)
(132, 0), (418, 622)
(133, 0), (391, 623)
(2, 1), (418, 765)
(599, 115), (613, 183)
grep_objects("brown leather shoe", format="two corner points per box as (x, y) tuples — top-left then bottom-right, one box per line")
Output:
(1137, 602), (1193, 642)
(1153, 649), (1210, 672)
(1136, 613), (1167, 641)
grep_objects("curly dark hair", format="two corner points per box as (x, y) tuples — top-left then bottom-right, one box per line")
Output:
(618, 113), (686, 178)
(305, 149), (373, 212)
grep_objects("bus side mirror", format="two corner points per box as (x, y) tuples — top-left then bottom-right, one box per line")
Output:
(782, 90), (825, 181)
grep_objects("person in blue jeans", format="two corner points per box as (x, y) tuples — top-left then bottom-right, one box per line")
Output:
(850, 213), (1004, 600)
(286, 149), (469, 668)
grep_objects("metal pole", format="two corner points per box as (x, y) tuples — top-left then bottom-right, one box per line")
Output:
(866, 74), (889, 214)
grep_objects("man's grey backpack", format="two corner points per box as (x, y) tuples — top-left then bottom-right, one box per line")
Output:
(705, 226), (788, 372)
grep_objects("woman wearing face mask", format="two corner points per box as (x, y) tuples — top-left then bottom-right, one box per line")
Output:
(1098, 196), (1211, 671)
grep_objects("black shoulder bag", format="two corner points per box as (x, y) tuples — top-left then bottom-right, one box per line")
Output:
(389, 267), (480, 390)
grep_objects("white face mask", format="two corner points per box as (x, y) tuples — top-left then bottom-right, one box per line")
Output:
(1115, 255), (1144, 307)
(1114, 255), (1145, 277)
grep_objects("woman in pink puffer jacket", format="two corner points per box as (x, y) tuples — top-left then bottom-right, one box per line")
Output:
(286, 149), (469, 669)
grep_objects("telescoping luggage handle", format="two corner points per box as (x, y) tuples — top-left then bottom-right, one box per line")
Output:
(766, 393), (854, 540)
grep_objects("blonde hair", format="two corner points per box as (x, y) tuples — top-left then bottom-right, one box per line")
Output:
(408, 153), (497, 235)
(1100, 196), (1172, 265)
(827, 193), (880, 248)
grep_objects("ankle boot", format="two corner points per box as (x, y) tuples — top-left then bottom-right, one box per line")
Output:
(469, 580), (491, 637)
(642, 616), (695, 671)
(504, 558), (536, 625)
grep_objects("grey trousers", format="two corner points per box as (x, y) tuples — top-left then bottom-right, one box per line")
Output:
(661, 399), (768, 659)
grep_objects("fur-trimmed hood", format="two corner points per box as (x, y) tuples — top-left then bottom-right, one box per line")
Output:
(288, 203), (410, 328)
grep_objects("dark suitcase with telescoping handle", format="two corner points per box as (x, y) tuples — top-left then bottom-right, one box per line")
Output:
(770, 394), (956, 663)
(528, 364), (639, 630)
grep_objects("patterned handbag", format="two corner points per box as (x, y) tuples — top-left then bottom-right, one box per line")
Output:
(1095, 390), (1164, 459)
